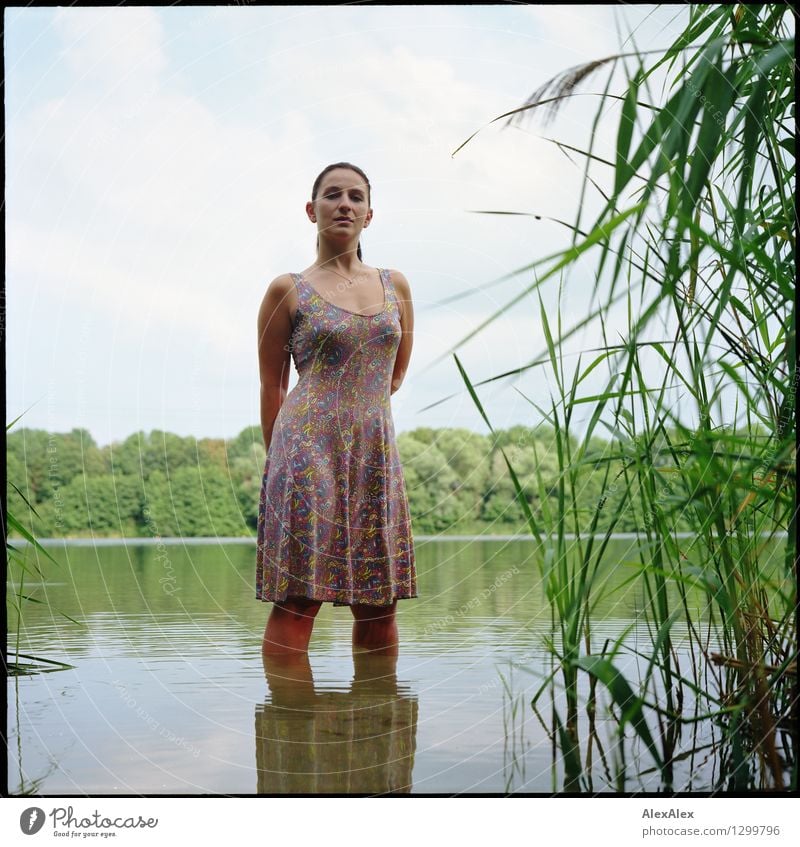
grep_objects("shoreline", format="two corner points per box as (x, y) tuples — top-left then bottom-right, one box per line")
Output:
(8, 530), (789, 546)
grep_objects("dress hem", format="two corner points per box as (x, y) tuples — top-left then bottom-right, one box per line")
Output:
(256, 593), (419, 607)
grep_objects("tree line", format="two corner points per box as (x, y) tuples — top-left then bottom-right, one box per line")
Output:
(6, 424), (690, 538)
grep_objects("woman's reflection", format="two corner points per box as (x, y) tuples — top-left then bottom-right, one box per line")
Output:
(256, 650), (418, 794)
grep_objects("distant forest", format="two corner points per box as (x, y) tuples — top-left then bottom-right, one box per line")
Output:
(6, 425), (687, 538)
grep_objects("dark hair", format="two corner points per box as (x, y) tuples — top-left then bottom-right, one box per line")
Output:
(311, 162), (371, 261)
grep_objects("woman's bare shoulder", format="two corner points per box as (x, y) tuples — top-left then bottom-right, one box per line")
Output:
(387, 268), (412, 297)
(268, 272), (296, 293)
(258, 274), (298, 328)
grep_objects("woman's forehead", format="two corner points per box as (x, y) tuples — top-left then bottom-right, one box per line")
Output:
(320, 169), (368, 192)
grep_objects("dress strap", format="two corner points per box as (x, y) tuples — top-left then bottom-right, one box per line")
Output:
(380, 268), (397, 308)
(289, 272), (310, 328)
(291, 272), (311, 302)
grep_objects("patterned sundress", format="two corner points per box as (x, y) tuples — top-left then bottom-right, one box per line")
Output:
(256, 267), (417, 606)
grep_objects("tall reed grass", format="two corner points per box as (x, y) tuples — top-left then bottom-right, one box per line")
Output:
(450, 5), (795, 791)
(5, 414), (80, 676)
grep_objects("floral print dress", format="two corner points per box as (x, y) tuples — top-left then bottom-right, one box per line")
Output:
(256, 267), (417, 606)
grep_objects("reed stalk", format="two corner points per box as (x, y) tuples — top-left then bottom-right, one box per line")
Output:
(453, 5), (795, 791)
(5, 415), (82, 676)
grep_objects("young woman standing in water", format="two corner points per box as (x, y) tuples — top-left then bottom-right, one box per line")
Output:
(256, 162), (418, 656)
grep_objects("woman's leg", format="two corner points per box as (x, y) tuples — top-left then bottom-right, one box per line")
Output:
(261, 649), (316, 705)
(263, 596), (323, 655)
(351, 599), (399, 656)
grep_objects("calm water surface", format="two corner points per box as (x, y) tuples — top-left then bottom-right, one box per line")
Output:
(8, 536), (782, 794)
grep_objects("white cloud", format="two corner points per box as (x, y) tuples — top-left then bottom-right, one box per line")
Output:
(52, 6), (168, 86)
(6, 4), (692, 444)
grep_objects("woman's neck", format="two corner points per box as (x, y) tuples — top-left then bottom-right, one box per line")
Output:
(314, 248), (362, 275)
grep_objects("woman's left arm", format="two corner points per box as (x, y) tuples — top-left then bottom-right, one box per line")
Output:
(390, 270), (414, 395)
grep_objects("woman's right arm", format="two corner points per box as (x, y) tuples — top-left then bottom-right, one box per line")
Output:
(257, 275), (295, 453)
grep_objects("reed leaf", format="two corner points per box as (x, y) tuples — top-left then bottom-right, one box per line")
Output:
(574, 655), (663, 771)
(455, 4), (795, 790)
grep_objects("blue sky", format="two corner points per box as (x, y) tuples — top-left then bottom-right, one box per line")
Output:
(5, 4), (694, 447)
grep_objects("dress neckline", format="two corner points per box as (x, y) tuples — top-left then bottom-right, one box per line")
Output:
(296, 268), (388, 317)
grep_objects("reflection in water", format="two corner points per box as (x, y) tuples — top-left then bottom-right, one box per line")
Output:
(500, 662), (531, 792)
(256, 651), (418, 794)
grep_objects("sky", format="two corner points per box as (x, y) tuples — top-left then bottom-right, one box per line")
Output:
(5, 4), (697, 448)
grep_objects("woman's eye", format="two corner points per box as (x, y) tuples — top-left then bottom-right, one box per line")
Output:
(324, 191), (362, 201)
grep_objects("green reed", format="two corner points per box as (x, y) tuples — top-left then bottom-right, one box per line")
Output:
(5, 414), (81, 676)
(452, 5), (795, 791)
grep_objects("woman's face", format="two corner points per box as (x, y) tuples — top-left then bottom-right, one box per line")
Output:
(312, 168), (372, 239)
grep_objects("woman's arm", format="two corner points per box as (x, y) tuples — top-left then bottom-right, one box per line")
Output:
(257, 275), (295, 452)
(389, 270), (414, 395)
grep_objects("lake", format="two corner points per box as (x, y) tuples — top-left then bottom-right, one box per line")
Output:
(7, 535), (786, 794)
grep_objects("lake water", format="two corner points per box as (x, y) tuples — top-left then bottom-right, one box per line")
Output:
(7, 535), (787, 794)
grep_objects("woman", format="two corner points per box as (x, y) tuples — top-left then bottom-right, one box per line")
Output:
(256, 162), (418, 657)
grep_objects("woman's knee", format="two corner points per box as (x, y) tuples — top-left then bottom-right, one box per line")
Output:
(350, 600), (397, 622)
(276, 596), (323, 619)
